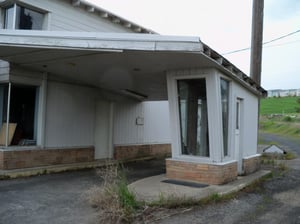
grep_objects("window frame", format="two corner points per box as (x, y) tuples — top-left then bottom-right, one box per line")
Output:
(220, 77), (230, 157)
(177, 78), (210, 157)
(218, 74), (234, 161)
(2, 2), (48, 30)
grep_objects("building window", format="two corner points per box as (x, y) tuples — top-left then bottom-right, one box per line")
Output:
(0, 84), (38, 146)
(4, 4), (44, 30)
(177, 79), (209, 157)
(220, 78), (230, 156)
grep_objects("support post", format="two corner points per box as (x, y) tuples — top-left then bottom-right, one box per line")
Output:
(250, 0), (264, 85)
(5, 82), (11, 147)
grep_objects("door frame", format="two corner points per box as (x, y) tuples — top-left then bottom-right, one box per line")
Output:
(235, 98), (243, 174)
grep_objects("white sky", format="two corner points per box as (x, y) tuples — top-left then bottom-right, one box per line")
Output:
(87, 0), (300, 90)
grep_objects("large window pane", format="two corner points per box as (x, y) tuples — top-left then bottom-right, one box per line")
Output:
(4, 6), (14, 29)
(178, 79), (209, 157)
(16, 5), (44, 30)
(220, 78), (229, 156)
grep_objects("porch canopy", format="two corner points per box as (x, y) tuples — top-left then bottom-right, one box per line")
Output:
(0, 30), (266, 100)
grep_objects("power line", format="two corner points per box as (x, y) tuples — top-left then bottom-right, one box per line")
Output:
(222, 29), (300, 55)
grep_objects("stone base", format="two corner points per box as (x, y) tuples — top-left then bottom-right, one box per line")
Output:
(166, 159), (238, 185)
(243, 154), (261, 175)
(0, 147), (94, 170)
(114, 144), (171, 160)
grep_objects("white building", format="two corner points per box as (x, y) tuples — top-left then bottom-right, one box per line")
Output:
(268, 89), (300, 97)
(0, 0), (266, 184)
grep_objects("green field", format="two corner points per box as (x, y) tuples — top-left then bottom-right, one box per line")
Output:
(259, 96), (300, 139)
(260, 96), (300, 115)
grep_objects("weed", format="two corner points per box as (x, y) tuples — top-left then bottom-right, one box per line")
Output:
(149, 191), (237, 210)
(278, 162), (288, 172)
(0, 175), (9, 180)
(117, 173), (140, 217)
(283, 151), (296, 160)
(282, 116), (293, 122)
(85, 162), (140, 223)
(243, 172), (274, 193)
(149, 193), (197, 209)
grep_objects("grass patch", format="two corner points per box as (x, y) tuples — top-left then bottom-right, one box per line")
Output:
(259, 97), (300, 138)
(260, 97), (300, 115)
(149, 193), (198, 209)
(149, 191), (237, 210)
(259, 118), (300, 139)
(242, 172), (274, 193)
(284, 151), (297, 160)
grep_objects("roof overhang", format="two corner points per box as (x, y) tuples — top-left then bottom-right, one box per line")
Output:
(0, 30), (267, 100)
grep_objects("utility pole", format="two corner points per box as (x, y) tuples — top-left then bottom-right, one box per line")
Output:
(250, 0), (264, 85)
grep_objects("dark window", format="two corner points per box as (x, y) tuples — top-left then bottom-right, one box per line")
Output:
(0, 84), (38, 146)
(178, 79), (209, 157)
(4, 4), (44, 30)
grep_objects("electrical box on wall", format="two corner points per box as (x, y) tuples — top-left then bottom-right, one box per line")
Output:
(136, 116), (144, 125)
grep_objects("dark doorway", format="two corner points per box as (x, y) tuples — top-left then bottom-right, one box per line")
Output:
(9, 85), (37, 145)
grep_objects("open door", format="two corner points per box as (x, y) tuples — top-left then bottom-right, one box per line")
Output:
(94, 100), (113, 159)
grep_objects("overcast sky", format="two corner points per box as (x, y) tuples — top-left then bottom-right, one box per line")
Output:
(87, 0), (300, 90)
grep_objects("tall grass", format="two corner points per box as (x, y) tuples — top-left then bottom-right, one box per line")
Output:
(85, 163), (140, 223)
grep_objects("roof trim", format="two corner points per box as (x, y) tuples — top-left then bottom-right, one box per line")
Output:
(71, 0), (157, 34)
(201, 43), (267, 96)
(0, 30), (266, 96)
(0, 30), (202, 52)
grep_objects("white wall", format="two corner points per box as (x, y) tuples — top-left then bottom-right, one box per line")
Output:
(44, 81), (171, 148)
(0, 60), (9, 83)
(18, 0), (134, 32)
(44, 81), (96, 148)
(113, 100), (171, 145)
(231, 82), (259, 157)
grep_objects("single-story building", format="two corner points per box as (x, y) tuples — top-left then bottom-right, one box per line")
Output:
(0, 0), (266, 184)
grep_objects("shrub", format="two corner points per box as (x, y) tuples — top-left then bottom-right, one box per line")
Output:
(85, 163), (140, 223)
(282, 116), (292, 122)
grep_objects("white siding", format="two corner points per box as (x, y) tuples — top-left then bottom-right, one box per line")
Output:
(232, 82), (259, 157)
(0, 60), (9, 83)
(18, 0), (134, 32)
(113, 101), (171, 145)
(44, 81), (96, 148)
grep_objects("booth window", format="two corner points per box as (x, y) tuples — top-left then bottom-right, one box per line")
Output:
(4, 4), (44, 30)
(220, 78), (230, 156)
(178, 79), (209, 157)
(0, 84), (38, 146)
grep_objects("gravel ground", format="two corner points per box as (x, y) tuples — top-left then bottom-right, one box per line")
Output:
(155, 133), (300, 224)
(259, 132), (300, 155)
(0, 133), (299, 224)
(0, 159), (165, 224)
(155, 168), (300, 224)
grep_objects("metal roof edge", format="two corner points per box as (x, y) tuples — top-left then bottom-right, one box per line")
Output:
(201, 43), (267, 96)
(0, 30), (200, 42)
(0, 30), (203, 52)
(72, 0), (157, 34)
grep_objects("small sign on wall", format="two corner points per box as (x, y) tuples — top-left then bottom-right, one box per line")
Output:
(136, 116), (144, 125)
